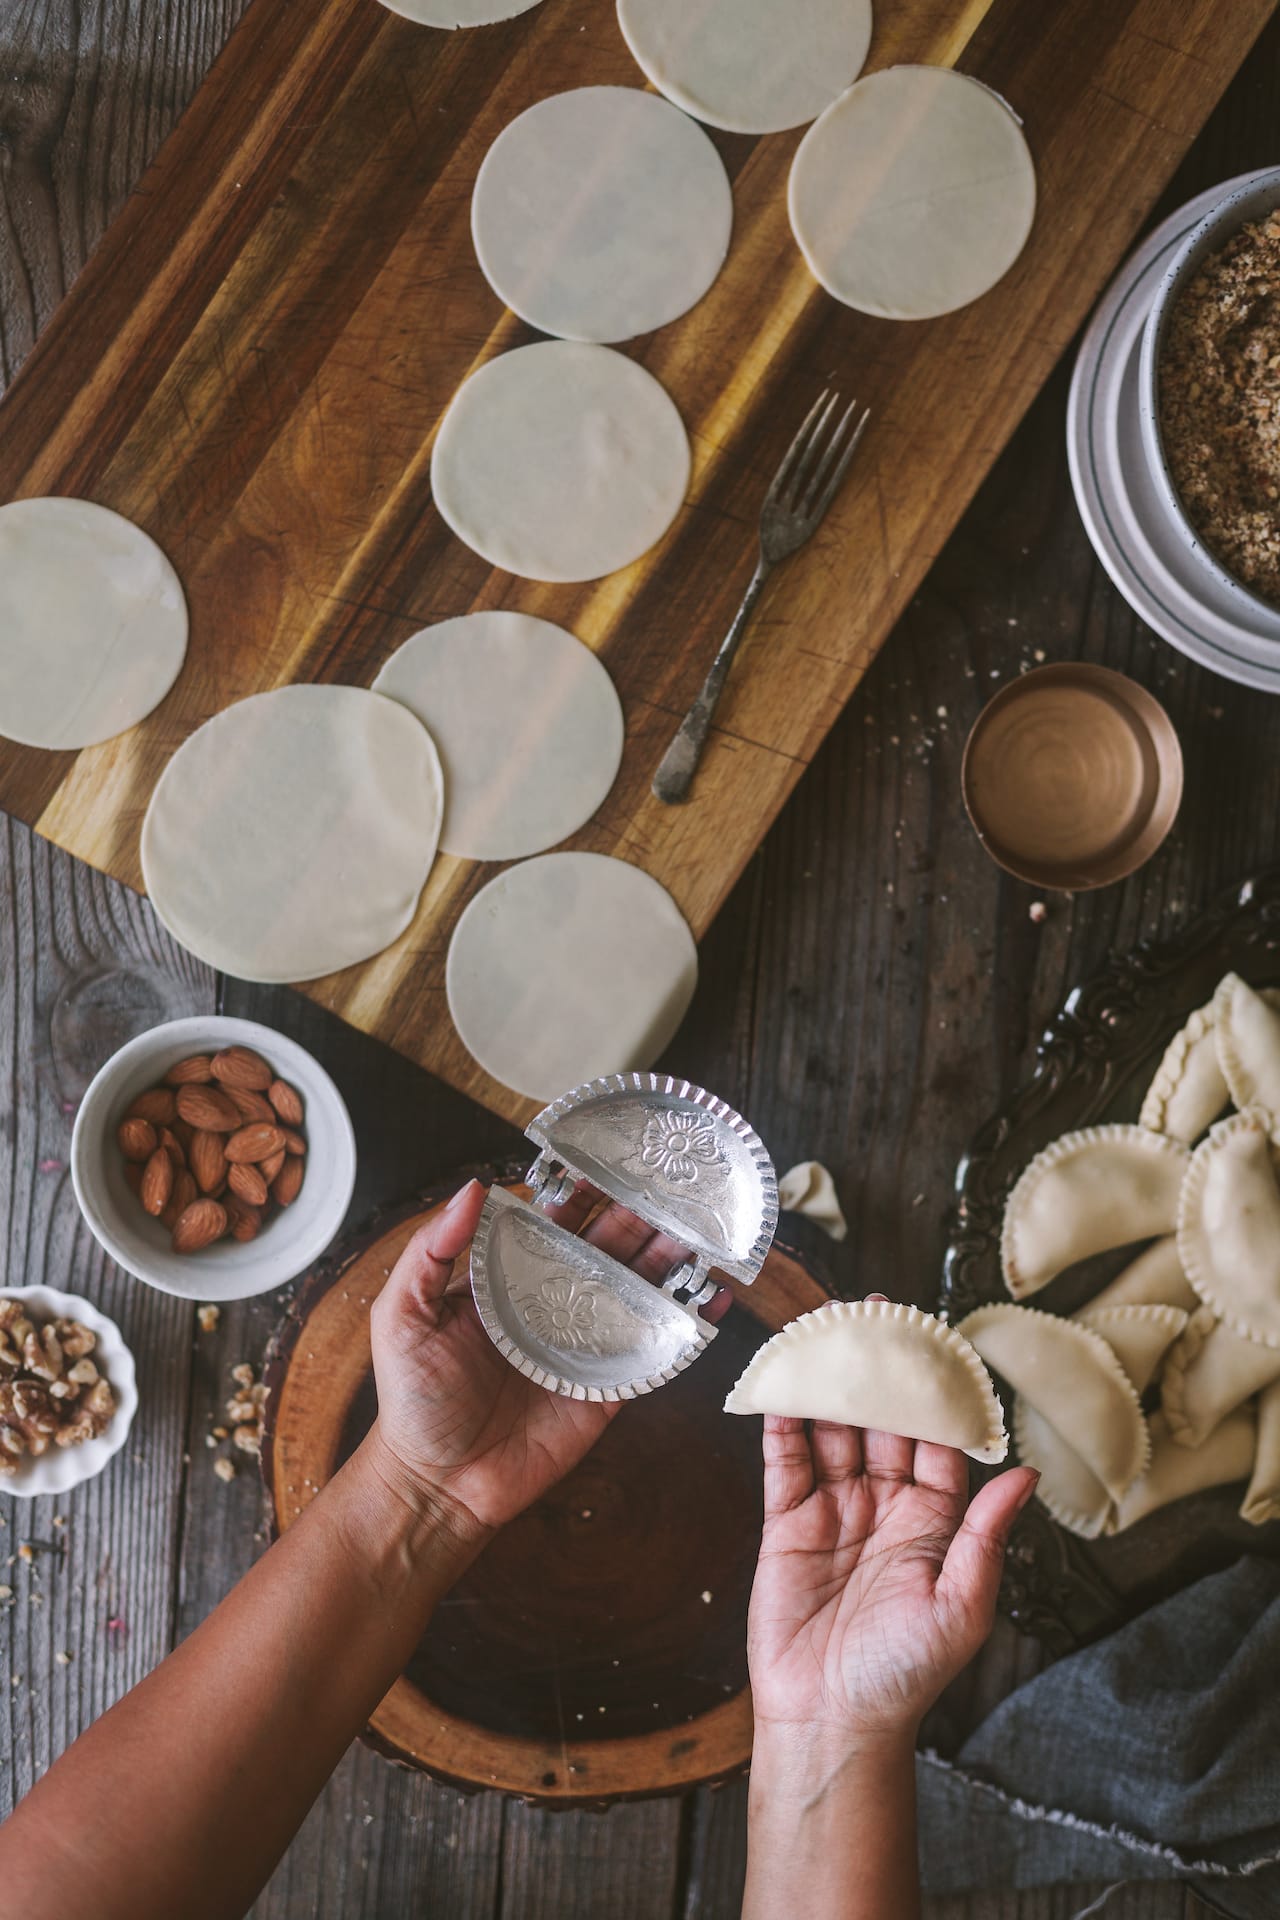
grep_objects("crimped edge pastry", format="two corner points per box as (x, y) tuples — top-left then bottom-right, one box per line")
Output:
(1214, 973), (1280, 1124)
(1012, 1394), (1113, 1540)
(1074, 1302), (1189, 1396)
(1139, 999), (1224, 1140)
(1177, 1106), (1280, 1350)
(958, 1301), (1151, 1500)
(723, 1298), (1008, 1463)
(1001, 1124), (1190, 1300)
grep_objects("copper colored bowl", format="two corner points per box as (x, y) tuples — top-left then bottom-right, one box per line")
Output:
(961, 663), (1183, 891)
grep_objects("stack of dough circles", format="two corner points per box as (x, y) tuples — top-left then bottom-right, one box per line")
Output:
(471, 86), (733, 344)
(141, 685), (444, 983)
(446, 852), (698, 1101)
(616, 0), (872, 136)
(375, 0), (543, 27)
(0, 497), (187, 750)
(431, 342), (690, 582)
(372, 612), (624, 861)
(789, 66), (1037, 320)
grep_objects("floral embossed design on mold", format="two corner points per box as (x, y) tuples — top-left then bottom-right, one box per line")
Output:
(640, 1110), (721, 1183)
(521, 1278), (601, 1352)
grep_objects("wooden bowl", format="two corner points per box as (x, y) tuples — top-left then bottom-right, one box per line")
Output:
(261, 1172), (829, 1807)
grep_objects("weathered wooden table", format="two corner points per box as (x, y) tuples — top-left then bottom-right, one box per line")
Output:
(4, 3), (1277, 1914)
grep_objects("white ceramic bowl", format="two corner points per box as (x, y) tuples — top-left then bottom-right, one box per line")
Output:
(71, 1016), (356, 1300)
(1137, 166), (1280, 624)
(0, 1286), (138, 1499)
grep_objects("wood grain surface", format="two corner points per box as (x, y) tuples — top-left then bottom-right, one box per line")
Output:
(8, 0), (1280, 1912)
(0, 0), (1272, 1128)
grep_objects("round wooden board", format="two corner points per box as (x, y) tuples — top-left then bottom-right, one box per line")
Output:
(262, 1172), (830, 1807)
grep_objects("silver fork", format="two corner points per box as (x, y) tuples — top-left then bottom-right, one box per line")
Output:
(651, 389), (871, 805)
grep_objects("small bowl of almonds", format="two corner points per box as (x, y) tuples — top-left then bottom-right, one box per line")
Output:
(0, 1287), (138, 1498)
(71, 1017), (356, 1301)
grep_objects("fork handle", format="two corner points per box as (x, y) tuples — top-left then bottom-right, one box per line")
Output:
(652, 560), (771, 805)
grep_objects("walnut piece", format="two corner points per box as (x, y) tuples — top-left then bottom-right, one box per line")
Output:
(0, 1301), (117, 1474)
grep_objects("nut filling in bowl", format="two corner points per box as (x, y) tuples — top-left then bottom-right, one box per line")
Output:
(1158, 208), (1280, 605)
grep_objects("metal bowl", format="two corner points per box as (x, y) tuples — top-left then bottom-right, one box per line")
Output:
(1136, 165), (1280, 626)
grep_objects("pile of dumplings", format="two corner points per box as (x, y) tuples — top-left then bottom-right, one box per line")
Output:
(972, 971), (1280, 1540)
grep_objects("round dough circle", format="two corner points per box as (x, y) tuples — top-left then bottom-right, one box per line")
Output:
(375, 0), (543, 27)
(447, 852), (698, 1101)
(788, 66), (1037, 320)
(372, 612), (624, 860)
(616, 0), (872, 136)
(471, 87), (732, 345)
(141, 685), (443, 983)
(431, 342), (690, 582)
(0, 497), (188, 750)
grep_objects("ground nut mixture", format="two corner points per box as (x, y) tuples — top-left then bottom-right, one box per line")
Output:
(1159, 211), (1280, 602)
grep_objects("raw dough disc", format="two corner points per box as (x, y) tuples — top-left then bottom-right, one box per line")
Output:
(141, 685), (443, 983)
(616, 0), (872, 136)
(372, 612), (624, 860)
(375, 0), (543, 28)
(446, 852), (698, 1100)
(0, 497), (187, 750)
(788, 66), (1037, 320)
(472, 86), (733, 344)
(430, 341), (690, 582)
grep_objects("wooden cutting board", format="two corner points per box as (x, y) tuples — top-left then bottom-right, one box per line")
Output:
(0, 0), (1270, 1125)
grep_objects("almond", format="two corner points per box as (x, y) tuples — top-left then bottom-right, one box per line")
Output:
(176, 1085), (242, 1132)
(164, 1055), (214, 1087)
(190, 1130), (228, 1195)
(117, 1118), (158, 1163)
(140, 1148), (174, 1218)
(158, 1126), (187, 1170)
(171, 1199), (228, 1254)
(260, 1148), (286, 1185)
(223, 1195), (263, 1243)
(272, 1157), (305, 1208)
(224, 1124), (286, 1165)
(210, 1046), (273, 1093)
(228, 1161), (269, 1207)
(281, 1128), (307, 1157)
(125, 1086), (177, 1127)
(227, 1086), (276, 1125)
(267, 1080), (304, 1127)
(162, 1170), (198, 1230)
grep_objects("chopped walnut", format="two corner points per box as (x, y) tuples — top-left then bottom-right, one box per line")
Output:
(213, 1457), (236, 1484)
(210, 1362), (268, 1469)
(0, 1301), (116, 1475)
(196, 1305), (221, 1334)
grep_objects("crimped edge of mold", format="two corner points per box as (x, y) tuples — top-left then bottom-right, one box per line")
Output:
(1000, 1124), (1191, 1301)
(958, 1300), (1152, 1499)
(1177, 1105), (1280, 1351)
(722, 1297), (1008, 1464)
(468, 1189), (714, 1403)
(1012, 1393), (1113, 1540)
(528, 1071), (779, 1283)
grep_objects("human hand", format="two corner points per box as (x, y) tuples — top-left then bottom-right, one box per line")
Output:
(366, 1178), (729, 1544)
(747, 1374), (1036, 1751)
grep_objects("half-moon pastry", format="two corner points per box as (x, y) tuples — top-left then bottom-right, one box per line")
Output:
(1161, 1306), (1280, 1448)
(723, 1299), (1007, 1462)
(1240, 1379), (1280, 1527)
(1083, 1237), (1200, 1316)
(1013, 1396), (1113, 1540)
(1214, 973), (1280, 1127)
(1075, 1303), (1188, 1395)
(1002, 1126), (1189, 1300)
(1177, 1108), (1280, 1349)
(1111, 1409), (1256, 1534)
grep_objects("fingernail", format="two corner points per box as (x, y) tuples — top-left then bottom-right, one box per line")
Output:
(442, 1179), (481, 1222)
(1014, 1471), (1040, 1512)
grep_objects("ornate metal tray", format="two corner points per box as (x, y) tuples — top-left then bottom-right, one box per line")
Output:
(941, 868), (1280, 1656)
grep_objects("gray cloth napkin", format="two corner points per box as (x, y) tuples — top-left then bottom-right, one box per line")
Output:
(915, 1556), (1280, 1918)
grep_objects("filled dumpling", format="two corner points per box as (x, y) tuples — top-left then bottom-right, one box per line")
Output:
(1001, 1125), (1190, 1300)
(958, 1302), (1149, 1501)
(1084, 1237), (1200, 1315)
(1111, 1409), (1256, 1534)
(1074, 1303), (1188, 1396)
(1013, 1396), (1113, 1540)
(1177, 1108), (1280, 1349)
(723, 1298), (1007, 1462)
(1161, 1306), (1280, 1449)
(1214, 973), (1280, 1126)
(1241, 1378), (1280, 1527)
(1140, 997), (1231, 1143)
